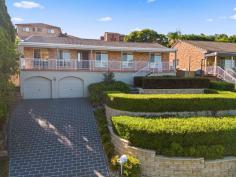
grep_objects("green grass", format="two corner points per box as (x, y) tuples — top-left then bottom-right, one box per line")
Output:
(0, 159), (8, 177)
(106, 91), (236, 112)
(112, 116), (236, 159)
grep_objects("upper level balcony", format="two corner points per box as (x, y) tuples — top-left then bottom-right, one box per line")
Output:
(20, 58), (176, 73)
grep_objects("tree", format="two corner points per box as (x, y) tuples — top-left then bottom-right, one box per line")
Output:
(0, 0), (15, 42)
(0, 0), (17, 112)
(125, 29), (169, 46)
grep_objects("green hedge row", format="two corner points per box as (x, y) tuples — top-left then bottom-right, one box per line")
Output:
(0, 102), (8, 128)
(88, 81), (130, 105)
(106, 92), (236, 112)
(112, 116), (236, 159)
(134, 76), (210, 89)
(95, 109), (141, 176)
(209, 81), (235, 91)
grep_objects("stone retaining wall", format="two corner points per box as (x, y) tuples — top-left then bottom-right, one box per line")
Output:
(139, 88), (205, 94)
(105, 105), (236, 124)
(109, 126), (236, 177)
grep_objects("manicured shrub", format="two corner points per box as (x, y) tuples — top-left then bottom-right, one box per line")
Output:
(111, 155), (141, 177)
(209, 81), (235, 91)
(94, 109), (115, 159)
(112, 116), (236, 159)
(88, 81), (130, 106)
(106, 92), (236, 112)
(134, 76), (210, 89)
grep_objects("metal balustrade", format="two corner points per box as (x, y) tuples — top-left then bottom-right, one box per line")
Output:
(20, 58), (175, 73)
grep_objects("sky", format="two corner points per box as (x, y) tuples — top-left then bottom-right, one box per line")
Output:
(6, 0), (236, 39)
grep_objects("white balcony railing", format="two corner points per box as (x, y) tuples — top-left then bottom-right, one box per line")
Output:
(20, 58), (175, 73)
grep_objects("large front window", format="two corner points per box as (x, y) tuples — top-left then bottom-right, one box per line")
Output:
(122, 53), (133, 68)
(96, 52), (108, 67)
(149, 54), (162, 69)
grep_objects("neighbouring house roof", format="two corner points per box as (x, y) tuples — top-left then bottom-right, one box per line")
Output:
(19, 35), (176, 52)
(15, 23), (61, 30)
(180, 40), (236, 56)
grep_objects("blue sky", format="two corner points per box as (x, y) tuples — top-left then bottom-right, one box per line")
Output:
(6, 0), (236, 39)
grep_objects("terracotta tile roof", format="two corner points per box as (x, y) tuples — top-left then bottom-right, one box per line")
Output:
(182, 40), (236, 53)
(15, 23), (61, 29)
(23, 35), (168, 49)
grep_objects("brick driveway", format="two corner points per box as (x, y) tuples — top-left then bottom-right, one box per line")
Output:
(9, 99), (109, 177)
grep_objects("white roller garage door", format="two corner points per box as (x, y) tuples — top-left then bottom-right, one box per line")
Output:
(59, 77), (84, 98)
(23, 77), (52, 99)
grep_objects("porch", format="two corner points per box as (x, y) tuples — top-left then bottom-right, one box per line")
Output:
(204, 52), (236, 72)
(20, 47), (177, 73)
(20, 58), (175, 73)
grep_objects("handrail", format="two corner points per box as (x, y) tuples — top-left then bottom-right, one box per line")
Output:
(206, 66), (236, 84)
(133, 61), (176, 77)
(20, 58), (173, 73)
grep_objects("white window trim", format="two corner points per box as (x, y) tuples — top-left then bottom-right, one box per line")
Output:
(23, 27), (30, 32)
(95, 51), (108, 68)
(122, 52), (133, 68)
(149, 53), (162, 69)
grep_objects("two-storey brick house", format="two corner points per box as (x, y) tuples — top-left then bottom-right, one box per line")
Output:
(18, 23), (177, 99)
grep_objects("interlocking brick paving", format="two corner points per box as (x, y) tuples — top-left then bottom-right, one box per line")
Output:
(9, 99), (109, 177)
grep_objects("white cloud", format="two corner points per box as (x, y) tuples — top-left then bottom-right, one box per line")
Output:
(98, 16), (112, 22)
(230, 14), (236, 20)
(13, 1), (44, 9)
(147, 0), (156, 3)
(234, 7), (236, 11)
(11, 17), (24, 23)
(206, 18), (213, 22)
(132, 27), (142, 31)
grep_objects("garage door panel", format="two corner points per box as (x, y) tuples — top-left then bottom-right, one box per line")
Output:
(59, 77), (84, 98)
(24, 77), (52, 99)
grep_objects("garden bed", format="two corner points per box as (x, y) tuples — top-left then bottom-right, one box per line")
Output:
(106, 91), (236, 113)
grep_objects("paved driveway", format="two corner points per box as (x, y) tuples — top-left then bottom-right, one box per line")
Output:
(9, 99), (109, 177)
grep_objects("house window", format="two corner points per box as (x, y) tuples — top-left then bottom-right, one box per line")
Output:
(23, 27), (30, 32)
(33, 49), (41, 59)
(122, 53), (133, 68)
(48, 29), (55, 34)
(149, 54), (162, 69)
(96, 52), (108, 67)
(60, 50), (70, 60)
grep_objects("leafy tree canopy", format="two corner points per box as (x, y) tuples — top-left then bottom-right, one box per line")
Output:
(124, 29), (168, 46)
(0, 0), (18, 101)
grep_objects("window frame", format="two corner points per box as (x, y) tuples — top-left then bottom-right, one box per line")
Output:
(122, 52), (133, 68)
(95, 51), (108, 67)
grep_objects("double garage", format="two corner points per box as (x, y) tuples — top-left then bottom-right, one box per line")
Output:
(22, 76), (84, 99)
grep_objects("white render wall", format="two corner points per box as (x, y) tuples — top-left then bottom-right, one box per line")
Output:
(20, 71), (134, 99)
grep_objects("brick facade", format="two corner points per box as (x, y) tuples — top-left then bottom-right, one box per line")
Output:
(23, 48), (170, 62)
(171, 41), (206, 71)
(16, 23), (62, 39)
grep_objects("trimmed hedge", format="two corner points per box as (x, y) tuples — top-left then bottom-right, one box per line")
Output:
(106, 92), (236, 112)
(112, 116), (236, 159)
(134, 76), (210, 89)
(210, 81), (235, 91)
(88, 81), (130, 105)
